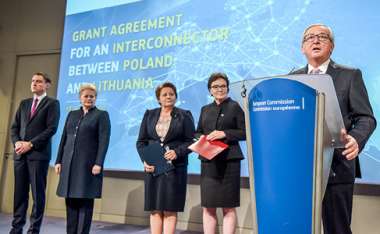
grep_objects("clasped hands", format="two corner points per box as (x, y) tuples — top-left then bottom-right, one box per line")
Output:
(14, 141), (32, 155)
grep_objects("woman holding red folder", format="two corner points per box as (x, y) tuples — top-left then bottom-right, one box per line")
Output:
(136, 82), (195, 234)
(196, 73), (246, 234)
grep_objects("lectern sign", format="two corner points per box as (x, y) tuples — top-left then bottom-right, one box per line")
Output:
(248, 78), (317, 234)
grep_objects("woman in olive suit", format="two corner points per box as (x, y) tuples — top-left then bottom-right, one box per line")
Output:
(55, 83), (111, 234)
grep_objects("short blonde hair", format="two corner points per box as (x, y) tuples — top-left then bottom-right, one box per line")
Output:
(79, 83), (97, 96)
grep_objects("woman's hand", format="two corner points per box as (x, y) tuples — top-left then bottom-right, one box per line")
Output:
(206, 130), (226, 141)
(144, 161), (155, 173)
(164, 150), (177, 161)
(92, 165), (102, 175)
(55, 164), (61, 175)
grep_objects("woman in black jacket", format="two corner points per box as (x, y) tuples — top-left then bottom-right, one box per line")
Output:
(196, 73), (246, 234)
(136, 82), (195, 234)
(55, 83), (111, 234)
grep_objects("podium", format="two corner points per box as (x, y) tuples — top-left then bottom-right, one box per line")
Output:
(230, 74), (345, 234)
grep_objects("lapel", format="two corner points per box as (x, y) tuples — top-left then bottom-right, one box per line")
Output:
(326, 60), (339, 83)
(301, 65), (308, 74)
(26, 98), (33, 116)
(151, 108), (161, 140)
(27, 96), (49, 124)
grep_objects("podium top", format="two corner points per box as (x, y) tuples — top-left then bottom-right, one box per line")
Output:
(230, 74), (345, 147)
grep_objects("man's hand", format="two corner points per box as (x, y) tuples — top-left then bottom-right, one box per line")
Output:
(14, 141), (32, 155)
(341, 129), (359, 160)
(55, 164), (61, 175)
(14, 141), (23, 152)
(92, 165), (102, 175)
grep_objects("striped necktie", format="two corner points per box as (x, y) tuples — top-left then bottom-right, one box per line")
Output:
(30, 98), (39, 118)
(310, 68), (321, 74)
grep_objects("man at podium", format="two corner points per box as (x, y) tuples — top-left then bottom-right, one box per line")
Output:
(291, 23), (376, 234)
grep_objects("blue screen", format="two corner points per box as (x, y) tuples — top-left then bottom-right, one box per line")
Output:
(55, 0), (380, 183)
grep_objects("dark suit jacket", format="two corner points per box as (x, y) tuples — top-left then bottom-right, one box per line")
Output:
(56, 107), (111, 198)
(196, 97), (246, 161)
(136, 107), (195, 167)
(10, 96), (60, 161)
(291, 60), (376, 183)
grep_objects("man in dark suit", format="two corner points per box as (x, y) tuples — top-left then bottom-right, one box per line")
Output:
(10, 72), (60, 234)
(291, 24), (376, 234)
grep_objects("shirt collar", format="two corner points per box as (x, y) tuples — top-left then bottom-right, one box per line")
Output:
(212, 97), (231, 106)
(307, 59), (330, 74)
(80, 105), (96, 113)
(33, 92), (47, 101)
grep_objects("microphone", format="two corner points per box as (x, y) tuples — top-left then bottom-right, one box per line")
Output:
(288, 67), (296, 74)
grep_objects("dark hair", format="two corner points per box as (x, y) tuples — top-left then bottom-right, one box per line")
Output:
(155, 82), (178, 100)
(33, 72), (52, 84)
(207, 72), (229, 90)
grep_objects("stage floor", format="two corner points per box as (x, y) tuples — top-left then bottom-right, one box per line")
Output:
(0, 213), (201, 233)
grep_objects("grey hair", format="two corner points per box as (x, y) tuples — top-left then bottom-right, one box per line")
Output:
(302, 23), (334, 45)
(79, 83), (97, 96)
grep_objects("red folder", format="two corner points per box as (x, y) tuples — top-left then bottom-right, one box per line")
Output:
(188, 135), (228, 160)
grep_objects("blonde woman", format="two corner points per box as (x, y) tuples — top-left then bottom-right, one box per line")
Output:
(55, 84), (111, 234)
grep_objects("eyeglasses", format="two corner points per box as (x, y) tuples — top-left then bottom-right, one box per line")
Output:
(211, 84), (227, 90)
(82, 95), (95, 99)
(303, 33), (331, 43)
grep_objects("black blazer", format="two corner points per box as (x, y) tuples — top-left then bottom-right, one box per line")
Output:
(196, 97), (246, 161)
(291, 60), (376, 183)
(56, 107), (111, 198)
(10, 96), (60, 161)
(136, 107), (195, 167)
